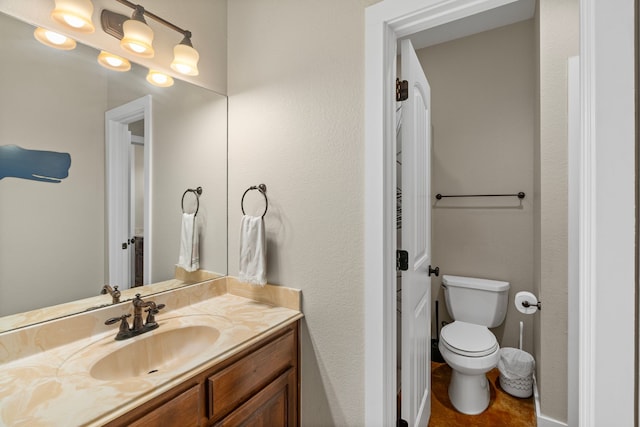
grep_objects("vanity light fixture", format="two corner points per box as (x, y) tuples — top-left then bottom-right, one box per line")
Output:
(102, 1), (200, 75)
(33, 27), (77, 50)
(146, 70), (174, 87)
(51, 0), (95, 33)
(170, 32), (199, 76)
(97, 51), (131, 71)
(120, 5), (154, 58)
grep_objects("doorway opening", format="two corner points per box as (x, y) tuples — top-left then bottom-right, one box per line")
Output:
(105, 95), (152, 290)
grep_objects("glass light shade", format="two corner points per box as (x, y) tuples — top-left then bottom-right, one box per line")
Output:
(51, 0), (95, 33)
(146, 70), (174, 87)
(97, 51), (131, 72)
(121, 19), (154, 58)
(34, 27), (76, 50)
(170, 44), (199, 76)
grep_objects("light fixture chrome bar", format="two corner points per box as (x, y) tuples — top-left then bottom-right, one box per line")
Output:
(113, 0), (189, 37)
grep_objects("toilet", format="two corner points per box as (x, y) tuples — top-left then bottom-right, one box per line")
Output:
(438, 275), (510, 415)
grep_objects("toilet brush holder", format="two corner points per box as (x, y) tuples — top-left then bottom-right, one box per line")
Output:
(431, 300), (445, 363)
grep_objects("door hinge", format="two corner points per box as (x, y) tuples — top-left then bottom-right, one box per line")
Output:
(396, 78), (408, 101)
(397, 250), (409, 271)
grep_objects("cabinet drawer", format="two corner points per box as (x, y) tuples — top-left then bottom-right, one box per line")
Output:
(207, 328), (295, 420)
(214, 368), (296, 427)
(128, 384), (200, 427)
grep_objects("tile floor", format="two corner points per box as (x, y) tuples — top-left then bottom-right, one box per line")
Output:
(428, 361), (536, 427)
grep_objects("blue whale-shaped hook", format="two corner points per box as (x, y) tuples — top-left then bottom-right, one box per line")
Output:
(0, 145), (71, 183)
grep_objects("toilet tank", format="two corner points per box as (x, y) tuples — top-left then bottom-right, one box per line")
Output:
(442, 275), (510, 328)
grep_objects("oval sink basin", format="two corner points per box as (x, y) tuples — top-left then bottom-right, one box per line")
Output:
(89, 325), (220, 381)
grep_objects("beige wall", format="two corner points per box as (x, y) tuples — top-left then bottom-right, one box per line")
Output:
(227, 0), (378, 424)
(418, 20), (535, 353)
(534, 0), (578, 422)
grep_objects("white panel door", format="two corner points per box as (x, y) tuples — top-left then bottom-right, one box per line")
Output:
(107, 121), (132, 289)
(400, 38), (432, 427)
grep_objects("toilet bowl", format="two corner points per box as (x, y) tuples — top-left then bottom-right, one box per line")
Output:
(439, 275), (510, 415)
(438, 321), (500, 414)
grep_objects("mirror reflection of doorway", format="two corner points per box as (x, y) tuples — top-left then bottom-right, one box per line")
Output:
(129, 120), (144, 287)
(105, 95), (152, 291)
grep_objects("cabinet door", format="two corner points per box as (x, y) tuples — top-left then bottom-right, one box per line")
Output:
(208, 329), (295, 420)
(129, 385), (201, 427)
(214, 368), (296, 427)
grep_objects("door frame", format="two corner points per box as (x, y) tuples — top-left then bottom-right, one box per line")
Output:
(364, 0), (635, 425)
(106, 95), (153, 288)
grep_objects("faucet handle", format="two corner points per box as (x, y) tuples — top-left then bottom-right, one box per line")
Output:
(105, 313), (131, 325)
(105, 314), (132, 340)
(145, 304), (165, 327)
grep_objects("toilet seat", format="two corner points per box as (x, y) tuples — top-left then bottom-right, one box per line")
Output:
(440, 321), (498, 357)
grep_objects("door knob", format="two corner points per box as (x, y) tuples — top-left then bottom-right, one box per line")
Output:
(429, 265), (439, 277)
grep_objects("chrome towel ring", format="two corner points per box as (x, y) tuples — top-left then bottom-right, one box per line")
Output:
(241, 184), (268, 218)
(181, 186), (203, 216)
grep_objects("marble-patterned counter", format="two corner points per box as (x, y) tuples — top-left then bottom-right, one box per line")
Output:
(0, 278), (302, 426)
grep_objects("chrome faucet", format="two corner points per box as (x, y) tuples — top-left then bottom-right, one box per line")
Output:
(101, 284), (121, 304)
(104, 294), (165, 340)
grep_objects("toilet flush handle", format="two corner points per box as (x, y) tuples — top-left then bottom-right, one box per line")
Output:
(429, 265), (440, 277)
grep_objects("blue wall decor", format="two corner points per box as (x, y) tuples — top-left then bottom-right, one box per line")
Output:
(0, 145), (71, 183)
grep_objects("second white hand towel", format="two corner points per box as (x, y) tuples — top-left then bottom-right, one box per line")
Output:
(177, 212), (199, 272)
(239, 215), (266, 286)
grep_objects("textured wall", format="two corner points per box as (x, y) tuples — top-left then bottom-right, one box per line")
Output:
(227, 0), (378, 424)
(535, 0), (579, 422)
(418, 20), (535, 353)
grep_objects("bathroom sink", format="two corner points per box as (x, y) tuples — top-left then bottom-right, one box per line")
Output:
(89, 325), (220, 381)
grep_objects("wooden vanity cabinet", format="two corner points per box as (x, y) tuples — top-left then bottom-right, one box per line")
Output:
(105, 321), (299, 427)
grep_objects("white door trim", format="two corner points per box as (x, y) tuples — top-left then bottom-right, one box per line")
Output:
(578, 0), (635, 425)
(364, 0), (635, 425)
(105, 95), (153, 288)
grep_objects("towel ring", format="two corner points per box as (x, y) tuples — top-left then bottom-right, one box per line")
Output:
(241, 184), (268, 218)
(181, 186), (203, 216)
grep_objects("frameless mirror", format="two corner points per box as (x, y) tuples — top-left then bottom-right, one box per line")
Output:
(0, 11), (227, 331)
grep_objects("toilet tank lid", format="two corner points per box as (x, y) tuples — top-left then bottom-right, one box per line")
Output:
(442, 275), (509, 292)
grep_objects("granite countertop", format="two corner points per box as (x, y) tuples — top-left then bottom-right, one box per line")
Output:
(0, 278), (302, 426)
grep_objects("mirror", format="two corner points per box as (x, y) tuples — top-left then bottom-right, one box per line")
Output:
(0, 11), (227, 331)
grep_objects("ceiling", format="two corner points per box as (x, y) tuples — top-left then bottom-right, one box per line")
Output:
(406, 0), (535, 50)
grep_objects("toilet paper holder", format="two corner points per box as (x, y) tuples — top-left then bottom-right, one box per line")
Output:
(521, 300), (542, 311)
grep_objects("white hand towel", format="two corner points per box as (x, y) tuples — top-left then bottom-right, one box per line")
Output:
(239, 215), (266, 286)
(177, 213), (199, 272)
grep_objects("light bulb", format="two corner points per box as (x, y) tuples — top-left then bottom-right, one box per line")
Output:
(34, 27), (76, 50)
(46, 31), (68, 45)
(51, 0), (95, 33)
(63, 15), (85, 28)
(127, 42), (147, 54)
(146, 70), (174, 87)
(174, 64), (192, 74)
(97, 51), (131, 72)
(106, 57), (123, 67)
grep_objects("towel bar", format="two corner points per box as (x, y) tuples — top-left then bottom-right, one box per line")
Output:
(241, 184), (268, 218)
(181, 186), (202, 216)
(435, 192), (525, 200)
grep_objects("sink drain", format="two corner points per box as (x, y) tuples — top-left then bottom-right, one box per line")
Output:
(148, 369), (159, 374)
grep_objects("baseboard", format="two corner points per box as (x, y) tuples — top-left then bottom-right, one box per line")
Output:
(533, 375), (568, 427)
